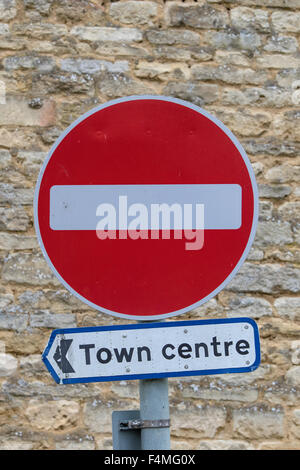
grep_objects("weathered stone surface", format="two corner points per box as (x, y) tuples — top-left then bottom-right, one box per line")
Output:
(0, 233), (37, 250)
(274, 297), (300, 321)
(55, 0), (104, 24)
(55, 437), (95, 450)
(247, 247), (264, 261)
(94, 42), (149, 59)
(243, 138), (300, 157)
(222, 86), (292, 108)
(191, 64), (268, 85)
(270, 248), (300, 264)
(2, 253), (60, 286)
(240, 0), (300, 6)
(257, 54), (300, 69)
(17, 288), (82, 313)
(171, 405), (227, 438)
(0, 293), (14, 310)
(97, 72), (154, 99)
(16, 150), (47, 177)
(181, 382), (258, 402)
(233, 407), (285, 439)
(84, 401), (130, 434)
(0, 127), (39, 149)
(4, 55), (55, 72)
(60, 58), (128, 76)
(278, 202), (300, 222)
(110, 1), (158, 25)
(0, 96), (55, 126)
(276, 68), (300, 88)
(0, 149), (11, 169)
(221, 293), (272, 318)
(0, 0), (16, 21)
(0, 352), (17, 376)
(163, 82), (219, 106)
(19, 354), (46, 376)
(292, 409), (300, 439)
(135, 61), (190, 81)
(227, 263), (300, 294)
(12, 22), (67, 38)
(258, 184), (292, 199)
(155, 45), (213, 62)
(0, 313), (28, 330)
(231, 6), (269, 31)
(2, 376), (101, 399)
(291, 341), (300, 365)
(259, 317), (300, 339)
(25, 399), (80, 431)
(166, 2), (229, 29)
(204, 29), (261, 51)
(258, 201), (273, 221)
(272, 110), (300, 142)
(218, 364), (273, 386)
(271, 11), (300, 33)
(32, 72), (94, 95)
(212, 108), (271, 137)
(29, 310), (76, 328)
(24, 0), (53, 16)
(0, 437), (34, 450)
(215, 50), (251, 66)
(254, 220), (293, 247)
(0, 183), (34, 205)
(0, 23), (9, 34)
(266, 165), (300, 183)
(70, 26), (142, 43)
(198, 440), (255, 450)
(285, 366), (300, 387)
(146, 29), (200, 46)
(264, 35), (298, 54)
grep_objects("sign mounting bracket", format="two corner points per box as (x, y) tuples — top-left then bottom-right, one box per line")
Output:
(120, 418), (170, 430)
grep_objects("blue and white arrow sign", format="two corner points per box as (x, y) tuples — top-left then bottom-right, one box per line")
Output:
(42, 318), (260, 384)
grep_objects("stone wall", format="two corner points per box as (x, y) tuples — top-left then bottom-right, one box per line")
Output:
(0, 0), (299, 450)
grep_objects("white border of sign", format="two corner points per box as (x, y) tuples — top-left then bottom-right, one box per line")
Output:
(34, 95), (259, 321)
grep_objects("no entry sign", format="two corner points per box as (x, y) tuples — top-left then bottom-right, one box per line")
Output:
(34, 96), (258, 320)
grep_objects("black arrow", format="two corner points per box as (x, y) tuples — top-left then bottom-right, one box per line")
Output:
(53, 339), (75, 374)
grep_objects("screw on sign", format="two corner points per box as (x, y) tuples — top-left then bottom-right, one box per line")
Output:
(34, 96), (258, 321)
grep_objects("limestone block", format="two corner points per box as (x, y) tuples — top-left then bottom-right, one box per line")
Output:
(25, 399), (80, 431)
(0, 96), (55, 126)
(2, 252), (60, 286)
(233, 407), (285, 439)
(110, 1), (158, 25)
(0, 0), (16, 21)
(70, 26), (142, 43)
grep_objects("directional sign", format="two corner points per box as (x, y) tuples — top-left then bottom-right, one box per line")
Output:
(34, 96), (258, 320)
(42, 318), (260, 384)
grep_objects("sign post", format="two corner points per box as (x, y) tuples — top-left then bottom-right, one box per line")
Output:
(35, 96), (260, 450)
(139, 377), (170, 450)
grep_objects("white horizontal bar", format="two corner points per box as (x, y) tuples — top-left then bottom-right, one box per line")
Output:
(49, 184), (241, 231)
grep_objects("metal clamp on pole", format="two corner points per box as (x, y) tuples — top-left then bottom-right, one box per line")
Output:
(120, 419), (170, 431)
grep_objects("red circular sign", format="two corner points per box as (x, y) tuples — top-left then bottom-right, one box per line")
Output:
(34, 96), (258, 320)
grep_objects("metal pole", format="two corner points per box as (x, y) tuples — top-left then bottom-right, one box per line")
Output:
(139, 377), (170, 450)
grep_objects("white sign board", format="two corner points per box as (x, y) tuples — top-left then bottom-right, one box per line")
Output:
(43, 319), (260, 384)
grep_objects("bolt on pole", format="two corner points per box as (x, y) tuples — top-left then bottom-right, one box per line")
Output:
(139, 377), (170, 450)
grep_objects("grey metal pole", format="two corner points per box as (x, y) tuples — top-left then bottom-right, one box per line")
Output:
(139, 377), (170, 450)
